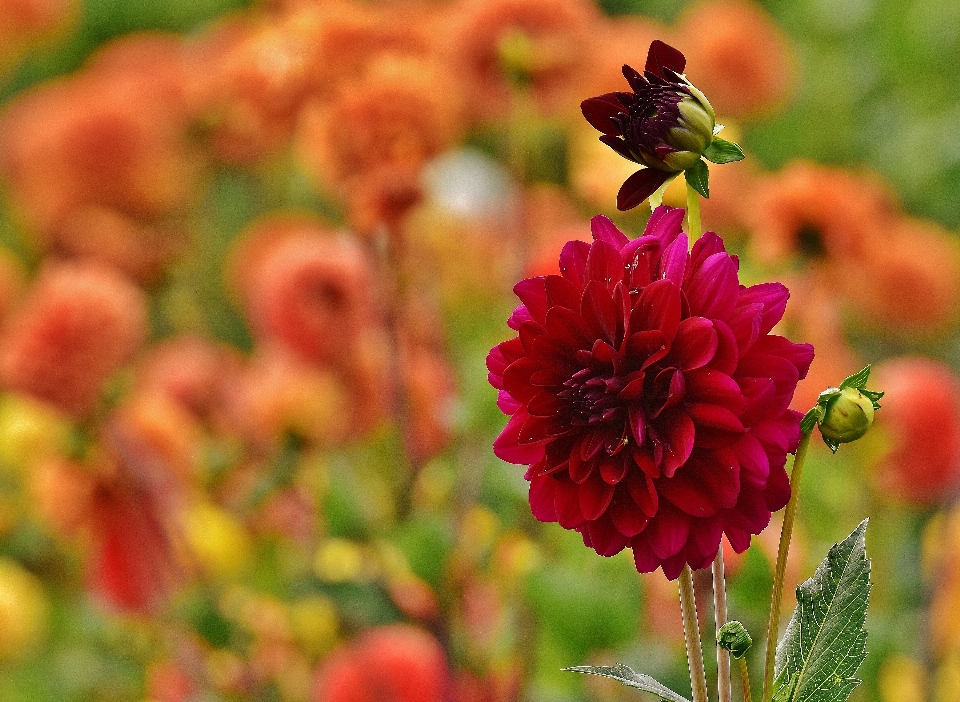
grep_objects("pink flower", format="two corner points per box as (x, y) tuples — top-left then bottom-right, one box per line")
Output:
(487, 207), (813, 578)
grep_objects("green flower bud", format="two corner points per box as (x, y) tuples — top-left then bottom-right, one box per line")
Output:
(717, 621), (753, 659)
(820, 387), (875, 444)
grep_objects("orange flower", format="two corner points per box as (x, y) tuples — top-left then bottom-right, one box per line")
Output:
(0, 263), (147, 417)
(231, 215), (377, 367)
(573, 16), (671, 100)
(845, 218), (960, 337)
(677, 0), (796, 120)
(0, 0), (77, 73)
(447, 0), (599, 121)
(296, 58), (462, 191)
(744, 160), (897, 267)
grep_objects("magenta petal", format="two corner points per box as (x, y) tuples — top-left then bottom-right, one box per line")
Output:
(581, 94), (626, 136)
(711, 320), (739, 376)
(609, 491), (649, 537)
(617, 169), (671, 211)
(559, 240), (591, 287)
(659, 409), (695, 478)
(735, 433), (770, 489)
(585, 240), (624, 289)
(513, 277), (548, 323)
(626, 470), (658, 517)
(529, 474), (558, 522)
(493, 412), (546, 464)
(497, 389), (521, 414)
(590, 215), (631, 249)
(632, 278), (681, 341)
(644, 40), (686, 80)
(690, 232), (726, 268)
(646, 505), (690, 559)
(685, 369), (744, 410)
(670, 317), (718, 370)
(686, 252), (739, 320)
(581, 280), (618, 344)
(579, 474), (616, 521)
(750, 336), (815, 380)
(600, 456), (629, 484)
(544, 274), (581, 311)
(554, 477), (586, 529)
(659, 469), (720, 517)
(659, 233), (689, 285)
(586, 516), (629, 556)
(738, 282), (790, 336)
(631, 537), (660, 573)
(687, 403), (745, 433)
(644, 206), (686, 251)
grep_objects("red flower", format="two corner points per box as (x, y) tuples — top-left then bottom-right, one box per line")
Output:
(487, 207), (813, 578)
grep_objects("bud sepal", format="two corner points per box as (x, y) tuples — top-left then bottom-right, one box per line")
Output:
(801, 365), (883, 452)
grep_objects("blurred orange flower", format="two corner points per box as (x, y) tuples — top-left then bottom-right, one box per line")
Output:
(0, 262), (147, 417)
(676, 0), (796, 120)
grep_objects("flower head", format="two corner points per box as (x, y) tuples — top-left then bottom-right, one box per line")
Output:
(487, 208), (813, 578)
(581, 41), (725, 210)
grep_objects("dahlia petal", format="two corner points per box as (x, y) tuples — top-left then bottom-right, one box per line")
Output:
(751, 410), (802, 454)
(486, 347), (507, 390)
(586, 515), (630, 556)
(644, 41), (686, 80)
(497, 337), (525, 364)
(659, 469), (720, 517)
(686, 516), (723, 567)
(581, 429), (607, 462)
(579, 474), (616, 521)
(690, 232), (726, 269)
(764, 462), (791, 512)
(518, 413), (564, 444)
(613, 282), (631, 346)
(619, 372), (647, 401)
(626, 469), (659, 517)
(686, 252), (739, 320)
(626, 330), (669, 370)
(502, 357), (541, 403)
(725, 485), (771, 534)
(559, 240), (591, 287)
(617, 169), (671, 211)
(749, 336), (815, 380)
(736, 354), (800, 417)
(585, 240), (624, 290)
(724, 525), (751, 553)
(735, 433), (770, 489)
(621, 64), (649, 94)
(710, 320), (739, 376)
(651, 367), (686, 417)
(659, 234), (689, 285)
(738, 376), (777, 426)
(526, 391), (561, 417)
(659, 409), (695, 478)
(493, 412), (546, 464)
(645, 206), (686, 253)
(581, 280), (618, 345)
(529, 474), (559, 522)
(600, 135), (640, 163)
(581, 94), (627, 136)
(569, 450), (594, 484)
(632, 278), (681, 341)
(497, 389), (521, 414)
(590, 215), (630, 249)
(513, 277), (548, 323)
(685, 369), (745, 411)
(544, 274), (580, 311)
(738, 282), (789, 336)
(554, 477), (586, 529)
(687, 404), (745, 433)
(518, 320), (544, 353)
(609, 490), (649, 537)
(529, 367), (568, 386)
(631, 537), (660, 573)
(545, 306), (592, 351)
(646, 505), (690, 559)
(727, 302), (763, 354)
(628, 404), (646, 445)
(600, 456), (629, 484)
(507, 304), (533, 330)
(669, 317), (718, 370)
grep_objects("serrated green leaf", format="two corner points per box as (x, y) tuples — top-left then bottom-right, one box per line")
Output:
(565, 664), (692, 702)
(821, 436), (840, 453)
(800, 406), (823, 434)
(703, 138), (745, 164)
(860, 389), (884, 411)
(773, 520), (871, 702)
(839, 366), (871, 390)
(685, 160), (709, 198)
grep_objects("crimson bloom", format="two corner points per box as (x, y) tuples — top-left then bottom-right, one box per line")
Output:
(487, 207), (813, 578)
(581, 41), (718, 210)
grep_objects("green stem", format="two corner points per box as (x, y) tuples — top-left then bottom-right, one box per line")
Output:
(713, 550), (732, 702)
(685, 181), (701, 237)
(739, 658), (754, 702)
(762, 430), (812, 702)
(679, 564), (709, 702)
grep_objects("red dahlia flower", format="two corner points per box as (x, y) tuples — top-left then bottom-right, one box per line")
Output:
(487, 207), (813, 578)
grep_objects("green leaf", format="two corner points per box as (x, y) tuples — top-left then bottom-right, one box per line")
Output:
(684, 160), (709, 198)
(703, 138), (745, 164)
(565, 664), (692, 702)
(772, 520), (871, 702)
(839, 366), (871, 390)
(800, 406), (823, 434)
(860, 388), (884, 411)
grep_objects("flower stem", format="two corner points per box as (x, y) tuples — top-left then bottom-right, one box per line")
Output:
(738, 658), (754, 702)
(685, 181), (701, 237)
(713, 550), (732, 702)
(762, 429), (812, 702)
(679, 564), (709, 702)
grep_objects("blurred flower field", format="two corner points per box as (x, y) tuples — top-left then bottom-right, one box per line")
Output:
(0, 0), (958, 700)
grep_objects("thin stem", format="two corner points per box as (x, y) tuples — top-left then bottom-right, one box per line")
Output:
(679, 564), (709, 702)
(713, 550), (732, 702)
(762, 430), (812, 702)
(685, 181), (702, 237)
(738, 658), (754, 702)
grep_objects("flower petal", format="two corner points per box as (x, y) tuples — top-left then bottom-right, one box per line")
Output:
(617, 169), (671, 211)
(581, 94), (626, 136)
(644, 40), (686, 80)
(591, 215), (631, 249)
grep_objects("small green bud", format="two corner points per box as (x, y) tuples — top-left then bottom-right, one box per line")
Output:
(717, 621), (752, 659)
(819, 387), (875, 444)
